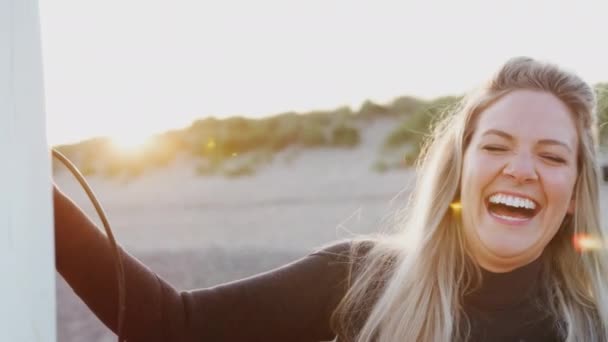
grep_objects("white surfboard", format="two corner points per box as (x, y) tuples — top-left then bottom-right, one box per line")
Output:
(0, 0), (56, 340)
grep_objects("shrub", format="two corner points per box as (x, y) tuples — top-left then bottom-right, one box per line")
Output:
(331, 124), (360, 147)
(390, 96), (425, 116)
(358, 100), (390, 119)
(372, 160), (389, 173)
(298, 124), (327, 147)
(383, 96), (461, 150)
(596, 83), (608, 144)
(223, 164), (256, 178)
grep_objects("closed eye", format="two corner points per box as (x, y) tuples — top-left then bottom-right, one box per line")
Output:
(482, 145), (508, 152)
(541, 154), (566, 164)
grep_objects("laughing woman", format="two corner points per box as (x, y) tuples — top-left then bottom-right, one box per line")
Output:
(54, 57), (608, 341)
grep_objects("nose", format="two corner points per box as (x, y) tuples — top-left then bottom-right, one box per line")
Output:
(502, 152), (538, 183)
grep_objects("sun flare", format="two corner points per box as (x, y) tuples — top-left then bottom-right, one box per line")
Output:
(109, 131), (152, 153)
(573, 234), (604, 252)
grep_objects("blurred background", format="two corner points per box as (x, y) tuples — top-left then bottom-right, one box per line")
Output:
(40, 0), (608, 340)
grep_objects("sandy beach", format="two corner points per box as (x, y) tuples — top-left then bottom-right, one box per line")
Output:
(54, 117), (608, 341)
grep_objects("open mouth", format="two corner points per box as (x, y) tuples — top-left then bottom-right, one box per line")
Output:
(485, 193), (541, 222)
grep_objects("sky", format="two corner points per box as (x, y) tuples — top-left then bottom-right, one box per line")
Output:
(38, 0), (608, 146)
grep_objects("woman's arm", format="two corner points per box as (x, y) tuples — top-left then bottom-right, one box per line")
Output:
(54, 186), (351, 342)
(54, 186), (175, 340)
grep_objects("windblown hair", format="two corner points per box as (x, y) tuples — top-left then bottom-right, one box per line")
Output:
(331, 57), (608, 341)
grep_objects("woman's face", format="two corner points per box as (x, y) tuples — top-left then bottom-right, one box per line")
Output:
(460, 89), (578, 272)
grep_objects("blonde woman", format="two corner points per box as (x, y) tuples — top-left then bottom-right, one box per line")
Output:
(54, 57), (608, 341)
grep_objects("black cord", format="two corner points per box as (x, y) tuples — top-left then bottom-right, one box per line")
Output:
(52, 149), (126, 342)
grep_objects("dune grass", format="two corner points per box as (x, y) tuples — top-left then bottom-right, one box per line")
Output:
(52, 86), (608, 179)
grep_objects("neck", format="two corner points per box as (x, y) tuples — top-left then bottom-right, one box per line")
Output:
(465, 253), (544, 310)
(473, 247), (544, 273)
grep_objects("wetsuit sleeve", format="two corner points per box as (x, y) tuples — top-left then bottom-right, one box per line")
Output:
(54, 186), (352, 342)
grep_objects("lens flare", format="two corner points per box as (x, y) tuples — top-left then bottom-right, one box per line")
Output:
(450, 202), (462, 211)
(573, 234), (603, 252)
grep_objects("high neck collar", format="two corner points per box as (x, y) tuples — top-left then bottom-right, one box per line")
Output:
(464, 256), (543, 311)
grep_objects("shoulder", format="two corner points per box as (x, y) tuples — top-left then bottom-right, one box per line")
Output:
(309, 239), (382, 287)
(311, 239), (377, 262)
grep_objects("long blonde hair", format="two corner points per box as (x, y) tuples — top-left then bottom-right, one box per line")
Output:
(332, 57), (608, 341)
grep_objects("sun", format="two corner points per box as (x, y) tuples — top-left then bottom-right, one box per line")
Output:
(109, 131), (152, 153)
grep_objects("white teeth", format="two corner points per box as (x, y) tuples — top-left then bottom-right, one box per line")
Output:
(488, 193), (536, 210)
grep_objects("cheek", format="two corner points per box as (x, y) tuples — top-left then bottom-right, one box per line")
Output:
(460, 153), (498, 225)
(461, 152), (501, 194)
(541, 168), (577, 209)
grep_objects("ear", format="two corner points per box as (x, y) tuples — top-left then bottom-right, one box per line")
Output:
(567, 197), (575, 215)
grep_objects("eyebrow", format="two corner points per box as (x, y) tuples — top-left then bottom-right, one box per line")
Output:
(481, 129), (573, 152)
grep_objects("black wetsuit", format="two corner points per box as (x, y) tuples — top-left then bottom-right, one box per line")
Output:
(54, 188), (560, 341)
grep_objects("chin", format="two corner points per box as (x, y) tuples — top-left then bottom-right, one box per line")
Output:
(486, 245), (528, 258)
(477, 232), (538, 259)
